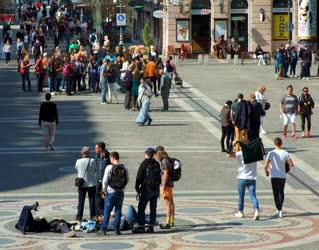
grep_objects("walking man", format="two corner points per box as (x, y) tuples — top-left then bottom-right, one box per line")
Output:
(38, 93), (59, 151)
(280, 85), (299, 139)
(98, 152), (129, 235)
(264, 138), (294, 218)
(133, 148), (161, 233)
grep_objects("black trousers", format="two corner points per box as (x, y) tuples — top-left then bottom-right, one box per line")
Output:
(271, 178), (286, 211)
(37, 73), (45, 92)
(124, 89), (132, 109)
(76, 186), (96, 221)
(221, 125), (233, 151)
(301, 114), (311, 132)
(150, 76), (157, 95)
(65, 77), (72, 95)
(95, 182), (104, 216)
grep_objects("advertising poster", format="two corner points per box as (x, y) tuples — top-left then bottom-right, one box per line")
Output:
(176, 19), (190, 42)
(273, 14), (289, 40)
(298, 0), (317, 40)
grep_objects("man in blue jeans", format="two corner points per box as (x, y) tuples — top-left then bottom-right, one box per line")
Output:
(99, 58), (110, 104)
(132, 148), (161, 233)
(230, 149), (260, 220)
(97, 151), (129, 236)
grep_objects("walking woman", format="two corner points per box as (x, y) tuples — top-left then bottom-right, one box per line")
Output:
(299, 87), (315, 137)
(264, 138), (294, 218)
(75, 147), (97, 221)
(136, 78), (153, 126)
(3, 40), (12, 66)
(19, 51), (32, 92)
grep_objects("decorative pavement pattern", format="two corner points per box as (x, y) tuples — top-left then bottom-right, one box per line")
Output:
(1, 196), (319, 250)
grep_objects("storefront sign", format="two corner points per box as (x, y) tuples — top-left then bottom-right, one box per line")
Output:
(153, 10), (165, 19)
(273, 14), (289, 40)
(176, 19), (190, 42)
(298, 0), (317, 40)
(191, 9), (211, 15)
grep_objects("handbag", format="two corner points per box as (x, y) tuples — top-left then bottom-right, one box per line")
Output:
(75, 159), (90, 187)
(285, 161), (290, 173)
(264, 102), (271, 111)
(239, 138), (265, 164)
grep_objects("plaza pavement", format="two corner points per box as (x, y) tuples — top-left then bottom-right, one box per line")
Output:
(0, 62), (319, 249)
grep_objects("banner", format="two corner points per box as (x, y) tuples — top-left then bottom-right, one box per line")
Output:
(273, 14), (289, 40)
(298, 0), (317, 40)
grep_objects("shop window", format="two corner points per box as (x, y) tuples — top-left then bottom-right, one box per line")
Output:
(191, 0), (211, 9)
(231, 0), (248, 9)
(273, 0), (293, 8)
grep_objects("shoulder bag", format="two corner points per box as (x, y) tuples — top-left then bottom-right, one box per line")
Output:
(75, 159), (90, 187)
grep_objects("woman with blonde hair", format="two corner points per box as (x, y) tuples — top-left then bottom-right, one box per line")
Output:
(255, 85), (269, 134)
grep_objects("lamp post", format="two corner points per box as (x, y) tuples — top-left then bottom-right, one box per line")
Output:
(287, 0), (291, 44)
(115, 0), (125, 45)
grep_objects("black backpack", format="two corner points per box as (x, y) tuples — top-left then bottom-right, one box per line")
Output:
(109, 164), (128, 191)
(144, 161), (161, 189)
(170, 158), (182, 182)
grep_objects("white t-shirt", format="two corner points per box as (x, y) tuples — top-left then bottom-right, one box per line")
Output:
(236, 152), (257, 180)
(266, 149), (290, 178)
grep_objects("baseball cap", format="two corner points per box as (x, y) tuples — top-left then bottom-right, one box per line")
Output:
(145, 147), (155, 155)
(155, 145), (165, 152)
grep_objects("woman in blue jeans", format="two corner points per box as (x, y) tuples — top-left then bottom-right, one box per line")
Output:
(231, 150), (260, 220)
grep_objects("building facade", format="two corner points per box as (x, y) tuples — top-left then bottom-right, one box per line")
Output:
(162, 0), (318, 56)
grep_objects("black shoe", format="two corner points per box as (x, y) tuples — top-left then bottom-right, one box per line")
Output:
(221, 149), (226, 152)
(159, 223), (171, 229)
(49, 144), (55, 151)
(32, 201), (39, 211)
(115, 230), (122, 235)
(95, 230), (106, 236)
(146, 227), (154, 233)
(132, 227), (145, 234)
(147, 118), (152, 126)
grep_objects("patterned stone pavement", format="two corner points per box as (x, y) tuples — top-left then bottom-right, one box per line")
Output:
(1, 193), (319, 250)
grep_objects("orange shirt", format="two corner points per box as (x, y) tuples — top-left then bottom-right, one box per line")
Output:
(145, 61), (156, 77)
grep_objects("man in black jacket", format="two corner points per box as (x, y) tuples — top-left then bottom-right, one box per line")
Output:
(133, 148), (161, 233)
(248, 93), (264, 140)
(39, 93), (59, 151)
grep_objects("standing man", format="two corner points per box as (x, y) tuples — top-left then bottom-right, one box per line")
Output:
(38, 93), (59, 151)
(220, 100), (233, 153)
(94, 142), (110, 216)
(133, 148), (161, 233)
(280, 85), (299, 139)
(100, 58), (110, 104)
(145, 57), (158, 96)
(255, 86), (268, 134)
(160, 70), (170, 111)
(248, 93), (264, 140)
(264, 138), (294, 218)
(98, 152), (129, 235)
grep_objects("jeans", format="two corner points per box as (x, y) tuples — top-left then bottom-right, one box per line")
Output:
(55, 74), (62, 92)
(301, 114), (311, 132)
(21, 72), (31, 91)
(5, 52), (10, 64)
(76, 186), (96, 221)
(289, 60), (297, 76)
(61, 75), (65, 90)
(37, 73), (45, 92)
(49, 75), (56, 92)
(100, 80), (108, 103)
(16, 205), (35, 232)
(271, 178), (286, 211)
(238, 179), (259, 212)
(303, 63), (311, 78)
(100, 191), (124, 232)
(137, 189), (159, 226)
(136, 100), (151, 125)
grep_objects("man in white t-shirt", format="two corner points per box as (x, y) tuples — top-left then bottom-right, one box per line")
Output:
(230, 150), (260, 220)
(264, 137), (294, 218)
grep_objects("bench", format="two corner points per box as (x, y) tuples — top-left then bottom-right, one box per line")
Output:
(241, 51), (271, 65)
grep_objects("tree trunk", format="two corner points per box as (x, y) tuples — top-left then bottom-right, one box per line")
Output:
(93, 0), (103, 35)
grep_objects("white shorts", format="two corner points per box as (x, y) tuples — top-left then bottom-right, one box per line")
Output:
(282, 113), (296, 125)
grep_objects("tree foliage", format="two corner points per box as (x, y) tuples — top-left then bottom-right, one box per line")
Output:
(143, 20), (153, 48)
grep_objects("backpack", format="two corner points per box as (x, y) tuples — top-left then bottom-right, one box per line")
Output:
(239, 138), (265, 164)
(144, 161), (161, 189)
(166, 63), (174, 73)
(109, 164), (128, 191)
(170, 158), (182, 182)
(63, 63), (76, 77)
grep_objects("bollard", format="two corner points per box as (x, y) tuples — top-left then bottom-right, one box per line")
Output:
(234, 54), (238, 65)
(198, 54), (203, 64)
(226, 54), (231, 63)
(174, 55), (180, 65)
(312, 53), (316, 64)
(204, 54), (209, 65)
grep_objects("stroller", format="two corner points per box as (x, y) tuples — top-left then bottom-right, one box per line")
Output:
(174, 73), (183, 88)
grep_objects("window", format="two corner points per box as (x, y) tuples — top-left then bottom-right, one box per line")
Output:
(273, 0), (293, 8)
(230, 0), (248, 9)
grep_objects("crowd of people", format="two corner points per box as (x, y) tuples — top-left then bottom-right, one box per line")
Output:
(16, 144), (182, 235)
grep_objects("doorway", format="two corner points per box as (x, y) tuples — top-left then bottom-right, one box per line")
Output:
(192, 15), (211, 53)
(231, 14), (248, 52)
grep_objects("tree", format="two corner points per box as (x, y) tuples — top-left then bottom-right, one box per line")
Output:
(143, 20), (154, 48)
(84, 0), (104, 35)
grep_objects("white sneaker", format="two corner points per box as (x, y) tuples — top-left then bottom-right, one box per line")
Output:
(278, 210), (283, 218)
(51, 92), (55, 96)
(302, 77), (306, 80)
(101, 102), (107, 105)
(306, 77), (310, 80)
(260, 130), (267, 135)
(253, 210), (260, 220)
(235, 211), (244, 218)
(275, 74), (278, 78)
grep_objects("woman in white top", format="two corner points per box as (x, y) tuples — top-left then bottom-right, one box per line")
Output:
(136, 78), (153, 126)
(75, 147), (97, 221)
(255, 85), (269, 134)
(264, 137), (294, 218)
(3, 40), (11, 65)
